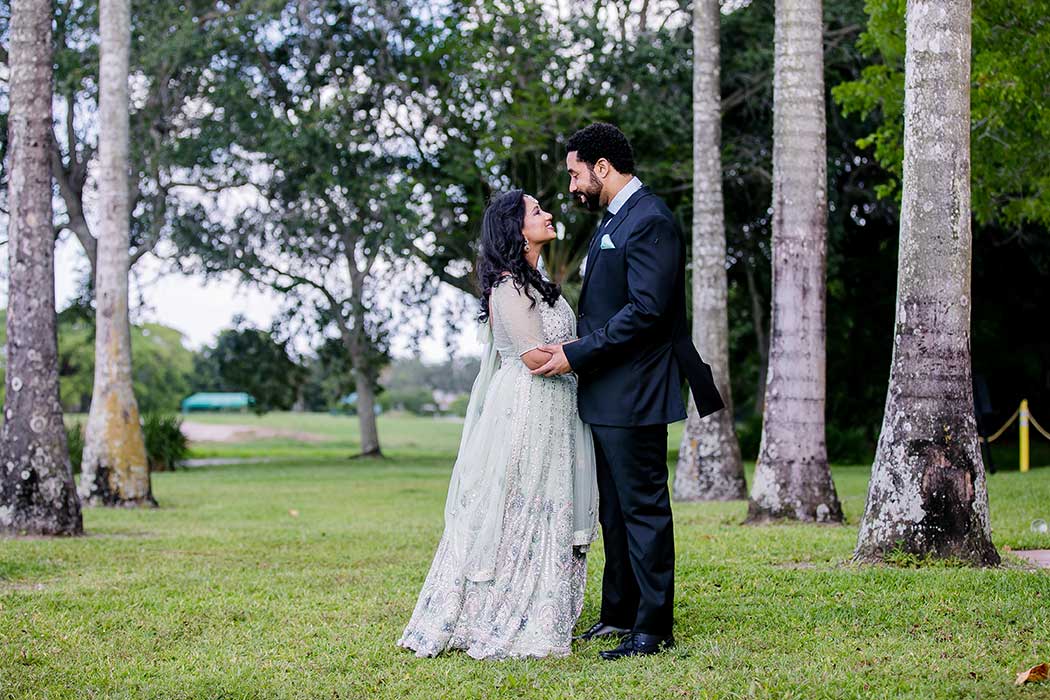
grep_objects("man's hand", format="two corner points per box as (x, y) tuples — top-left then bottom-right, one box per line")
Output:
(531, 343), (573, 377)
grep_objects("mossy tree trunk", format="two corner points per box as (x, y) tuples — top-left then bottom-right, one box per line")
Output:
(79, 0), (155, 507)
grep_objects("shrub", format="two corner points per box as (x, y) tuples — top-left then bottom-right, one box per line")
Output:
(379, 388), (436, 416)
(143, 413), (190, 471)
(826, 424), (875, 465)
(447, 394), (471, 417)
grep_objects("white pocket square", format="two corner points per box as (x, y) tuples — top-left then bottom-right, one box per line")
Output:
(599, 233), (616, 250)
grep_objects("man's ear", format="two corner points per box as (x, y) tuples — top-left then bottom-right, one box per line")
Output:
(594, 157), (611, 178)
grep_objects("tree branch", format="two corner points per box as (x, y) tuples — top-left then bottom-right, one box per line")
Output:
(168, 179), (252, 193)
(64, 93), (80, 180)
(130, 200), (166, 265)
(824, 23), (863, 41)
(50, 139), (98, 271)
(722, 75), (769, 115)
(721, 24), (863, 115)
(255, 259), (344, 313)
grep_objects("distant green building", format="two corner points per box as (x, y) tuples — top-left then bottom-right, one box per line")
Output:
(180, 392), (255, 413)
(336, 392), (383, 415)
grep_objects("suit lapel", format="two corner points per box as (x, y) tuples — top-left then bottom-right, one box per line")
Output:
(579, 187), (651, 306)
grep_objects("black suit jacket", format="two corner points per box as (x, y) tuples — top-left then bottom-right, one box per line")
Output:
(564, 186), (725, 427)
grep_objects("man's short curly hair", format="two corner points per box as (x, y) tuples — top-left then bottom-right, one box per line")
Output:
(565, 122), (635, 175)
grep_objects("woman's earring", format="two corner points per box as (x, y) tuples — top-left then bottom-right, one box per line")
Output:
(524, 241), (531, 252)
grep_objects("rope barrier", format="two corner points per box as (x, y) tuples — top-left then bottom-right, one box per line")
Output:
(983, 405), (1020, 443)
(980, 399), (1050, 472)
(1030, 412), (1050, 442)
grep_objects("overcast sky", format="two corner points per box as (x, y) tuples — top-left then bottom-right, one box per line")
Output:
(9, 231), (485, 364)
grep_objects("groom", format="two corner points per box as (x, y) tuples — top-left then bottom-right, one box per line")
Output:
(533, 122), (724, 659)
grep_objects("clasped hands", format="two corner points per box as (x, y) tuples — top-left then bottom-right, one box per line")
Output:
(530, 343), (573, 377)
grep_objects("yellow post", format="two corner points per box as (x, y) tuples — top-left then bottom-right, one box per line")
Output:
(1020, 399), (1030, 473)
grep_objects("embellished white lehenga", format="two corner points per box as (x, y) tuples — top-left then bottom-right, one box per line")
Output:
(398, 279), (599, 660)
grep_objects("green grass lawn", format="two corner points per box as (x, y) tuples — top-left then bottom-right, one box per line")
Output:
(4, 414), (1050, 699)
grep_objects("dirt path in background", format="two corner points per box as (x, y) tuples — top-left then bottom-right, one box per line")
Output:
(180, 421), (332, 443)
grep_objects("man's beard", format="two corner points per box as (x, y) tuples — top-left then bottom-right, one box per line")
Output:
(575, 171), (603, 212)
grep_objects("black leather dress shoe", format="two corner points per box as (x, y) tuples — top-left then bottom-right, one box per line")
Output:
(573, 621), (632, 642)
(598, 632), (675, 660)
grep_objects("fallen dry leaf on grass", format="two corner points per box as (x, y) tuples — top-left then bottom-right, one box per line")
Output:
(1015, 663), (1049, 686)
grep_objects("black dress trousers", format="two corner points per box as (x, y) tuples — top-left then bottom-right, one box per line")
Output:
(591, 423), (674, 636)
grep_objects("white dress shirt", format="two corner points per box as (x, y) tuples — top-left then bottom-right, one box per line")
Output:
(606, 176), (643, 218)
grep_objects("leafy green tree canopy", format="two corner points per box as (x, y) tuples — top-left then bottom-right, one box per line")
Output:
(833, 0), (1050, 229)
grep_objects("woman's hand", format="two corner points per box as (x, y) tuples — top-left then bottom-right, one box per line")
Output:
(530, 343), (573, 377)
(520, 348), (554, 371)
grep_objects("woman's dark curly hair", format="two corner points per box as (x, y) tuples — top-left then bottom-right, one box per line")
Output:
(476, 190), (561, 323)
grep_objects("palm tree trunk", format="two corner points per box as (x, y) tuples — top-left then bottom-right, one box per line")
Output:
(747, 0), (842, 523)
(0, 0), (83, 536)
(854, 0), (998, 565)
(79, 0), (155, 507)
(675, 0), (746, 501)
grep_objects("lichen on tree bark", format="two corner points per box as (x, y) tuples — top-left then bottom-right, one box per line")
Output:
(1, 0), (83, 536)
(854, 0), (998, 565)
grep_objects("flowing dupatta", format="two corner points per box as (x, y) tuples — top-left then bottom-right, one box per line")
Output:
(443, 321), (598, 583)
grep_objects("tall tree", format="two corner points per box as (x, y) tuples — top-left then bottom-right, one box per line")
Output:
(0, 0), (83, 535)
(854, 0), (999, 565)
(78, 0), (154, 507)
(675, 0), (747, 501)
(747, 0), (843, 523)
(173, 5), (415, 457)
(188, 151), (406, 456)
(45, 0), (261, 280)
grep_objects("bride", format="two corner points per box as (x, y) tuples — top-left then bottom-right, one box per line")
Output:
(398, 190), (599, 660)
